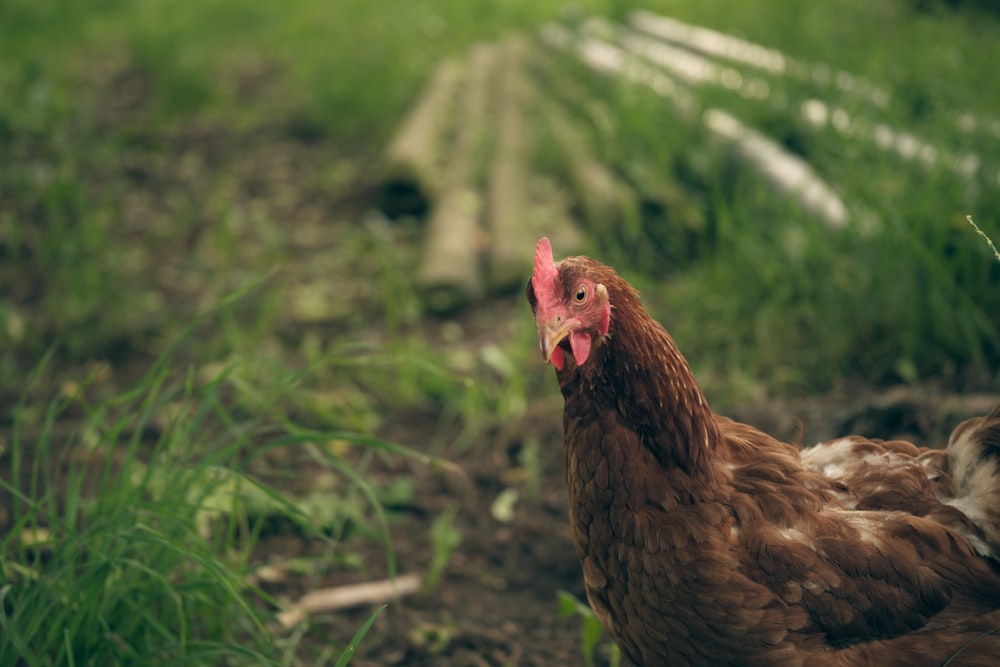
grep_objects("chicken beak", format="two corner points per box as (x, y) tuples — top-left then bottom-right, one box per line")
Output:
(537, 316), (575, 364)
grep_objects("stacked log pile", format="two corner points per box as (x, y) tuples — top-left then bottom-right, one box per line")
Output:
(379, 35), (591, 313)
(377, 11), (1000, 313)
(375, 19), (826, 313)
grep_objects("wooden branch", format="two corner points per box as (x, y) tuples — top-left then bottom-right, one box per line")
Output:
(415, 43), (497, 312)
(487, 35), (536, 290)
(484, 35), (590, 287)
(277, 572), (423, 629)
(380, 59), (465, 217)
(548, 20), (850, 228)
(703, 109), (848, 227)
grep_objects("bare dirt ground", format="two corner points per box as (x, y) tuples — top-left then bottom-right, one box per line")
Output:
(301, 408), (596, 666)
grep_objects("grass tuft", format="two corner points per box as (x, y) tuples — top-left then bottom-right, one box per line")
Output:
(0, 291), (418, 665)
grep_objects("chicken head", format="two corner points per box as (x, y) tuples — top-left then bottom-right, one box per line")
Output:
(527, 237), (611, 370)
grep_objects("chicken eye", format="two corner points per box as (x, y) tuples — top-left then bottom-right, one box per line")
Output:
(574, 285), (588, 303)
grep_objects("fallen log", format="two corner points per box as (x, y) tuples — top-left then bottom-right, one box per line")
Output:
(415, 43), (496, 312)
(534, 47), (707, 263)
(487, 35), (536, 290)
(549, 19), (851, 229)
(380, 59), (465, 218)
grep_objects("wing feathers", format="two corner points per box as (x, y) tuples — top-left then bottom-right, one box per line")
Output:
(721, 410), (1000, 650)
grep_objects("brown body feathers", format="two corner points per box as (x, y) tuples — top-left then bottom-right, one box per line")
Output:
(528, 240), (1000, 666)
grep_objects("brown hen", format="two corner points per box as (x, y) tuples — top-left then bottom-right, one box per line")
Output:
(527, 238), (1000, 666)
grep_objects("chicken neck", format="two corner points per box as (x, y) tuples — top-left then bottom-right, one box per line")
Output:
(556, 297), (720, 478)
(553, 303), (754, 664)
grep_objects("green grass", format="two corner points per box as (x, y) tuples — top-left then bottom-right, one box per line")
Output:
(557, 590), (621, 667)
(0, 0), (616, 138)
(0, 299), (428, 665)
(538, 0), (1000, 393)
(4, 0), (1000, 395)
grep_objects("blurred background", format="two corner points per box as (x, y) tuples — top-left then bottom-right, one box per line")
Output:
(2, 0), (1000, 665)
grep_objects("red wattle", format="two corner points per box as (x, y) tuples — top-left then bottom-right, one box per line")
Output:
(570, 331), (591, 367)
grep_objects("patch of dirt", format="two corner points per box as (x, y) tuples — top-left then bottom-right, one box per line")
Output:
(344, 447), (587, 664)
(247, 402), (596, 666)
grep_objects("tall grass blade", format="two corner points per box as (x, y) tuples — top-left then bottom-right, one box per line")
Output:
(334, 603), (387, 667)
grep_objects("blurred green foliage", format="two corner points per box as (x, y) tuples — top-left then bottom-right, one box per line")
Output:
(0, 0), (998, 408)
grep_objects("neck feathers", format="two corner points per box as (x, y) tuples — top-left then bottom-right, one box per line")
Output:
(559, 280), (716, 474)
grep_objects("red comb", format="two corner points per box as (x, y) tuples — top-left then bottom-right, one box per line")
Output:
(532, 237), (559, 302)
